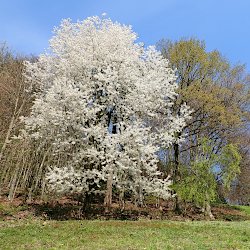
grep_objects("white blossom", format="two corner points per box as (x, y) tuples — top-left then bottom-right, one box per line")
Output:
(23, 16), (191, 200)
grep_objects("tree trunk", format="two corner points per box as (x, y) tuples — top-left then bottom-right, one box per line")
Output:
(173, 141), (180, 182)
(0, 83), (25, 162)
(204, 192), (215, 220)
(119, 187), (125, 211)
(104, 170), (113, 212)
(135, 184), (144, 207)
(82, 193), (91, 214)
(173, 136), (182, 214)
(0, 97), (18, 162)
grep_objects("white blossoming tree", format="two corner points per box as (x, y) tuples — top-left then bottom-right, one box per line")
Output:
(23, 16), (191, 209)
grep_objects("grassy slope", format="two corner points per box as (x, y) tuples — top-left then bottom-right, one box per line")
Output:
(0, 220), (249, 250)
(237, 205), (250, 216)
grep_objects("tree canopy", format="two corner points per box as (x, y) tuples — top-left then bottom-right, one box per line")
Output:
(21, 16), (191, 208)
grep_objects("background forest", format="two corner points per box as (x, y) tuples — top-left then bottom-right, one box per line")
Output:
(0, 17), (249, 221)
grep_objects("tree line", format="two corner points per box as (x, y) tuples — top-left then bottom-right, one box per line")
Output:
(0, 17), (249, 219)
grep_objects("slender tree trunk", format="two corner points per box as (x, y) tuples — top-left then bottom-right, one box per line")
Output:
(104, 170), (113, 212)
(119, 187), (125, 211)
(82, 192), (92, 215)
(104, 112), (117, 212)
(173, 134), (182, 214)
(0, 81), (26, 163)
(135, 184), (144, 207)
(173, 141), (180, 182)
(0, 96), (19, 162)
(204, 192), (215, 220)
(8, 168), (19, 201)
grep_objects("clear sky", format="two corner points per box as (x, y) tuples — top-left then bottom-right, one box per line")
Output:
(1, 0), (250, 70)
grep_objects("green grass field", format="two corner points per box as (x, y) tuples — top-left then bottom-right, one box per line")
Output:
(0, 219), (249, 249)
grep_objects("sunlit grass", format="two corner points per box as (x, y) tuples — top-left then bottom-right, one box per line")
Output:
(0, 219), (249, 249)
(237, 205), (250, 216)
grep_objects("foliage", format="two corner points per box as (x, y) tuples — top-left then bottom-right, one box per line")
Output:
(157, 38), (249, 155)
(175, 138), (241, 208)
(175, 139), (217, 207)
(0, 24), (248, 215)
(219, 144), (241, 190)
(228, 134), (250, 205)
(157, 38), (249, 206)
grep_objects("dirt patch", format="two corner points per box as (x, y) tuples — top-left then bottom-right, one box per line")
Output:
(0, 195), (249, 221)
(212, 204), (249, 221)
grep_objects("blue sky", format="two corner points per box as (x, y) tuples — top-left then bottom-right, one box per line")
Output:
(1, 0), (250, 70)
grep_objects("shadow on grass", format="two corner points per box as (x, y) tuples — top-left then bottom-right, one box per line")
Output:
(31, 202), (143, 221)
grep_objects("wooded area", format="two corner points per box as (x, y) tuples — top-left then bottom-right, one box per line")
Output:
(0, 17), (249, 220)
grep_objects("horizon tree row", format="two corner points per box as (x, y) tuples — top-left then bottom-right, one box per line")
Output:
(0, 16), (249, 217)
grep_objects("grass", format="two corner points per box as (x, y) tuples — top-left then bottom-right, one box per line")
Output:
(0, 200), (249, 249)
(0, 219), (249, 249)
(236, 205), (250, 216)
